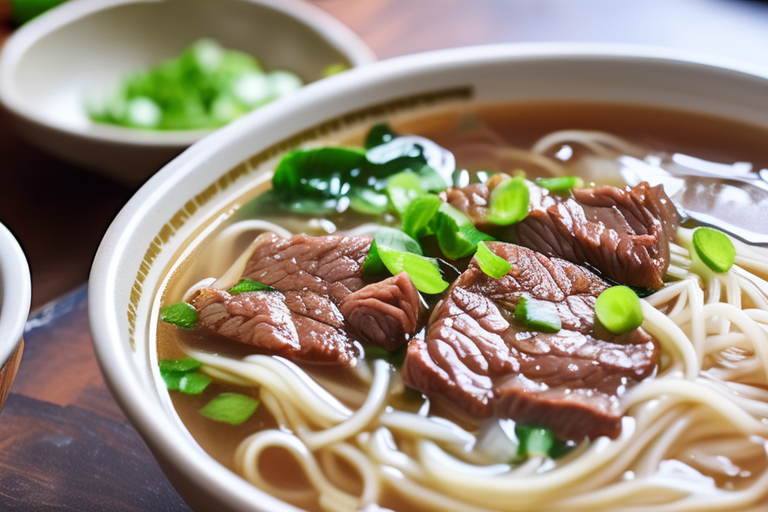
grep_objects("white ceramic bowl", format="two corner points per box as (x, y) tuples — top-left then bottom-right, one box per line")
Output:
(0, 0), (375, 185)
(0, 222), (31, 412)
(89, 43), (768, 511)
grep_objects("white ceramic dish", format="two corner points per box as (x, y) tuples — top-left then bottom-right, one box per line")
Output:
(0, 222), (31, 412)
(0, 0), (375, 185)
(89, 43), (768, 511)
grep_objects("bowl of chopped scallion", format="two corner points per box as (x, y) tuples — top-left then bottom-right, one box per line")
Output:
(0, 0), (375, 185)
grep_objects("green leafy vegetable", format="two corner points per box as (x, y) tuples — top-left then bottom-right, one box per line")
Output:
(160, 302), (199, 329)
(271, 146), (367, 214)
(535, 176), (585, 194)
(514, 295), (561, 333)
(365, 135), (454, 189)
(595, 285), (644, 335)
(475, 241), (511, 279)
(488, 177), (530, 225)
(199, 392), (260, 425)
(269, 126), (454, 216)
(692, 227), (735, 273)
(514, 424), (572, 461)
(11, 0), (68, 25)
(228, 278), (276, 295)
(365, 123), (398, 149)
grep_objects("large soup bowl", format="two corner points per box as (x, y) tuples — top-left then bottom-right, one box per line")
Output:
(89, 44), (768, 511)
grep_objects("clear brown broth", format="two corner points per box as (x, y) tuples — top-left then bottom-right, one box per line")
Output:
(156, 101), (768, 510)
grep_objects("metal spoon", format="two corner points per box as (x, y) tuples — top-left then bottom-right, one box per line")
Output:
(619, 154), (768, 245)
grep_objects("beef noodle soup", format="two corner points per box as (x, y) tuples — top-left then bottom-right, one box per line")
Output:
(153, 101), (768, 512)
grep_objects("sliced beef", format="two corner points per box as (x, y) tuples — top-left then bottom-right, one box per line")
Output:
(401, 242), (658, 441)
(442, 176), (680, 289)
(186, 233), (424, 364)
(191, 287), (360, 365)
(242, 233), (373, 302)
(340, 272), (424, 351)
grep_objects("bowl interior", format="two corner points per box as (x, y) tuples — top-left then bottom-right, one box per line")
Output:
(89, 45), (768, 511)
(2, 0), (374, 142)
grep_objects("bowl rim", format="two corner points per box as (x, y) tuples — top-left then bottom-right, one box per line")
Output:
(89, 42), (768, 511)
(0, 222), (31, 369)
(0, 0), (377, 148)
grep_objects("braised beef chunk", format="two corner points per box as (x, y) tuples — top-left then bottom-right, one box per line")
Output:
(401, 242), (658, 441)
(188, 234), (423, 364)
(191, 287), (360, 365)
(442, 178), (680, 289)
(340, 272), (424, 351)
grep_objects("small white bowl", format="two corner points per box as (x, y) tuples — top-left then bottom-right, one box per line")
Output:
(0, 0), (375, 185)
(0, 222), (31, 412)
(89, 44), (768, 511)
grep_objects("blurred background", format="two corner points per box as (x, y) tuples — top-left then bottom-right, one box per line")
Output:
(2, 0), (768, 310)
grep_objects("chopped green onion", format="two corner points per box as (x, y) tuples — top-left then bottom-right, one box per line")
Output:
(402, 194), (443, 239)
(228, 278), (276, 295)
(692, 227), (735, 273)
(362, 238), (385, 275)
(514, 424), (572, 461)
(475, 241), (511, 279)
(159, 357), (203, 392)
(364, 227), (421, 276)
(88, 38), (305, 130)
(160, 302), (199, 329)
(160, 371), (185, 391)
(269, 70), (303, 98)
(416, 166), (450, 193)
(515, 295), (561, 333)
(363, 227), (448, 294)
(159, 357), (203, 373)
(535, 176), (584, 194)
(199, 392), (260, 425)
(377, 247), (449, 295)
(595, 286), (644, 335)
(322, 62), (349, 77)
(487, 177), (530, 225)
(373, 227), (424, 255)
(386, 171), (426, 216)
(434, 203), (495, 260)
(179, 372), (212, 395)
(348, 187), (389, 216)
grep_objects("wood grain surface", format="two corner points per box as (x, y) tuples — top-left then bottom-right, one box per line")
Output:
(1, 0), (768, 510)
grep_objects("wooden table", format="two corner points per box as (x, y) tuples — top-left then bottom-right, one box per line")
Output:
(2, 0), (768, 509)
